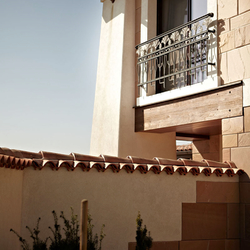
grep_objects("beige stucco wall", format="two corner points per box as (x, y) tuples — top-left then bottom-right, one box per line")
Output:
(90, 0), (176, 159)
(90, 0), (125, 156)
(0, 168), (23, 250)
(6, 167), (237, 250)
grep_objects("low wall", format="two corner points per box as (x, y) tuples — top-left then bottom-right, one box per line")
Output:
(0, 166), (240, 250)
(0, 168), (23, 250)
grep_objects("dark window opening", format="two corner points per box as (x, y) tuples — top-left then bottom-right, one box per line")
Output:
(156, 0), (207, 94)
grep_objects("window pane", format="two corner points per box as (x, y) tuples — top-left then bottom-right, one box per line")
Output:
(191, 0), (207, 20)
(157, 0), (188, 34)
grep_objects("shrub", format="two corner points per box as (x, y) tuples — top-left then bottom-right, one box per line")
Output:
(48, 208), (79, 250)
(11, 208), (105, 250)
(87, 213), (105, 250)
(10, 217), (48, 250)
(135, 212), (153, 250)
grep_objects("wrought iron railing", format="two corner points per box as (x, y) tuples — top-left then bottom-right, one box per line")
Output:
(136, 13), (215, 97)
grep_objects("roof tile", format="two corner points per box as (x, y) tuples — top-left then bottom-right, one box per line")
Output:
(0, 147), (244, 177)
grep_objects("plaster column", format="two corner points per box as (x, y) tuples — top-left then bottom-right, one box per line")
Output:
(91, 0), (176, 159)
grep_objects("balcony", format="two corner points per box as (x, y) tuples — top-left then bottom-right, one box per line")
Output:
(136, 13), (217, 106)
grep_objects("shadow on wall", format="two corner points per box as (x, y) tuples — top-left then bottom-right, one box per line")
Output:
(102, 0), (124, 23)
(240, 173), (250, 248)
(129, 173), (250, 250)
(217, 18), (226, 85)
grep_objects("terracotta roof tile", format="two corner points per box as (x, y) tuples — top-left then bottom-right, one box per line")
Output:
(0, 147), (244, 177)
(72, 153), (104, 162)
(127, 156), (158, 165)
(101, 155), (132, 163)
(179, 158), (208, 167)
(154, 157), (184, 166)
(176, 144), (192, 151)
(202, 159), (229, 168)
(40, 151), (74, 160)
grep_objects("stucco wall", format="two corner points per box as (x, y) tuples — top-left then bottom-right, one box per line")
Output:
(0, 168), (23, 250)
(4, 167), (238, 250)
(90, 0), (176, 159)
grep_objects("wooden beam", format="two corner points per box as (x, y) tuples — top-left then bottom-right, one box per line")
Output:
(176, 133), (210, 141)
(135, 83), (243, 133)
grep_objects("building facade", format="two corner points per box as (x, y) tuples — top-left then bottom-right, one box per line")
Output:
(1, 1), (250, 250)
(91, 0), (250, 174)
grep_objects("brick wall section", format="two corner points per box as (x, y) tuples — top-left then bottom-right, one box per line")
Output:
(218, 0), (250, 84)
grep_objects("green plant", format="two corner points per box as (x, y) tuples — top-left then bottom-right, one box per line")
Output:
(135, 211), (153, 250)
(87, 213), (105, 250)
(49, 208), (80, 250)
(60, 208), (79, 249)
(48, 210), (63, 250)
(10, 217), (48, 250)
(10, 208), (105, 250)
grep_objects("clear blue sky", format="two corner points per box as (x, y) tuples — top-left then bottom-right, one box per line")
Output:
(0, 0), (102, 154)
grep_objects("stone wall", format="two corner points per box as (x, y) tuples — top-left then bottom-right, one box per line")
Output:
(222, 106), (250, 173)
(218, 0), (250, 84)
(194, 1), (250, 172)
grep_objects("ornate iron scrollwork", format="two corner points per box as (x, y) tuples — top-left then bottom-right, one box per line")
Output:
(135, 13), (215, 96)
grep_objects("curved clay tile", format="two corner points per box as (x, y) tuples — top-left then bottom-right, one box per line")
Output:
(174, 166), (188, 175)
(40, 151), (74, 161)
(0, 147), (245, 177)
(179, 158), (208, 167)
(225, 161), (237, 168)
(225, 169), (236, 177)
(58, 161), (74, 171)
(91, 162), (105, 172)
(213, 168), (224, 177)
(154, 157), (184, 166)
(8, 156), (15, 166)
(105, 163), (120, 173)
(127, 156), (158, 165)
(2, 155), (10, 165)
(120, 164), (134, 173)
(0, 148), (15, 157)
(162, 166), (175, 175)
(12, 149), (42, 159)
(101, 155), (131, 163)
(186, 166), (200, 176)
(73, 161), (90, 171)
(14, 158), (21, 167)
(72, 153), (104, 162)
(23, 159), (32, 168)
(134, 164), (148, 174)
(200, 167), (212, 176)
(236, 169), (245, 175)
(32, 159), (43, 170)
(42, 160), (59, 170)
(203, 159), (229, 168)
(176, 144), (192, 151)
(148, 165), (161, 174)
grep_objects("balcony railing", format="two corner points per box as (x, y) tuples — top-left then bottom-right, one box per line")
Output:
(136, 13), (215, 97)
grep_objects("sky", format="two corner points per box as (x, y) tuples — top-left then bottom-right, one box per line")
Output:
(0, 0), (102, 154)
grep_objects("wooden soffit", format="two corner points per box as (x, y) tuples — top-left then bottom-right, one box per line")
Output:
(135, 82), (243, 138)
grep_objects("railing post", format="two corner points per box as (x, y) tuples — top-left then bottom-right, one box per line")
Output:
(80, 199), (88, 250)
